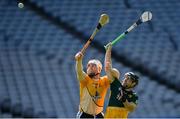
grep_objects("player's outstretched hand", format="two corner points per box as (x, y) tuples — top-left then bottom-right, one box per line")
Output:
(105, 42), (112, 50)
(75, 52), (84, 61)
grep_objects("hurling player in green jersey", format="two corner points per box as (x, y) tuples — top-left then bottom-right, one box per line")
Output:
(104, 43), (139, 118)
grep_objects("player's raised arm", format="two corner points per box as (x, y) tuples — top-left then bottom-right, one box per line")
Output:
(75, 52), (86, 81)
(105, 43), (120, 82)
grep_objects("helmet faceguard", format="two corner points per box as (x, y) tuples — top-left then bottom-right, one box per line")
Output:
(125, 72), (139, 87)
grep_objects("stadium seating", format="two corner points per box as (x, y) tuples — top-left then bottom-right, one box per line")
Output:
(0, 0), (179, 118)
(28, 0), (180, 89)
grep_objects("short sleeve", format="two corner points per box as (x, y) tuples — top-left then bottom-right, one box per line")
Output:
(79, 74), (90, 86)
(110, 78), (121, 91)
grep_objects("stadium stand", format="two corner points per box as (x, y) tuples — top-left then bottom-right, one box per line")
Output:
(28, 0), (180, 90)
(0, 0), (179, 118)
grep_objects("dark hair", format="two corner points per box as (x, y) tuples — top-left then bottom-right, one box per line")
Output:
(126, 72), (139, 87)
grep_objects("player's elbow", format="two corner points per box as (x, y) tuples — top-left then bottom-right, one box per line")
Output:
(105, 66), (110, 73)
(105, 62), (111, 72)
(127, 104), (137, 112)
(128, 107), (135, 112)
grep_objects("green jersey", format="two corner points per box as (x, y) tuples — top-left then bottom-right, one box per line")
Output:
(108, 79), (138, 107)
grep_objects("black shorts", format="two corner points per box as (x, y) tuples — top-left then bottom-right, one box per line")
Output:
(76, 111), (104, 118)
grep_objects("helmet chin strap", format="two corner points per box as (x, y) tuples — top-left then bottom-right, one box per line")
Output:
(88, 72), (100, 78)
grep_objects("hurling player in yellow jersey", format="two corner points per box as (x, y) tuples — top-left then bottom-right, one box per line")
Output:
(104, 43), (139, 118)
(75, 51), (111, 118)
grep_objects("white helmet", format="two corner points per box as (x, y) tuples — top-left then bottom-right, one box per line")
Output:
(88, 59), (102, 71)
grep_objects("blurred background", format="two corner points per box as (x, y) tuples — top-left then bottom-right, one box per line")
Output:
(0, 0), (180, 118)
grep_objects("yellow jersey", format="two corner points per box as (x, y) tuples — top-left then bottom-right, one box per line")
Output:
(79, 75), (110, 115)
